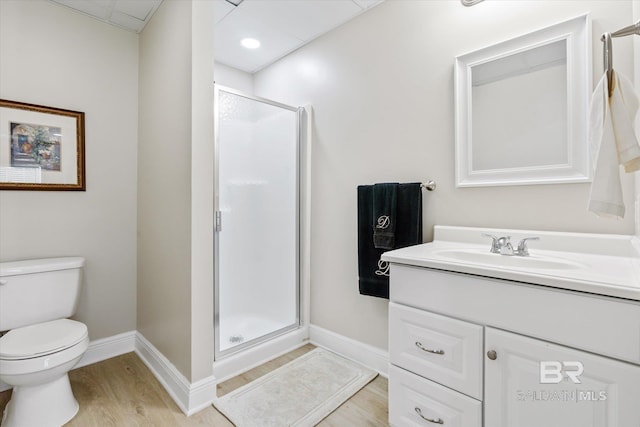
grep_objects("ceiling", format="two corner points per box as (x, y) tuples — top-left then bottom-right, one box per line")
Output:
(48, 0), (384, 74)
(49, 0), (162, 33)
(214, 0), (384, 73)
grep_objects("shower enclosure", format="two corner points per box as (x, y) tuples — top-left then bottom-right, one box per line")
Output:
(214, 85), (300, 359)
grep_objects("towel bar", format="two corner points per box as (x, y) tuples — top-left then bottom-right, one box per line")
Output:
(421, 181), (436, 191)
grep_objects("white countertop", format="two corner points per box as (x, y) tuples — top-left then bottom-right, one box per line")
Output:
(381, 226), (640, 301)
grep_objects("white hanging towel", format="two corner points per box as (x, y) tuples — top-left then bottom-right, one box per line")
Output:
(588, 70), (640, 218)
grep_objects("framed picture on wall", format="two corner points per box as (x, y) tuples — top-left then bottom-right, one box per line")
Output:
(0, 99), (85, 191)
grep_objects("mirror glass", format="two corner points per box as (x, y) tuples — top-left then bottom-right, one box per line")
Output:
(455, 15), (590, 187)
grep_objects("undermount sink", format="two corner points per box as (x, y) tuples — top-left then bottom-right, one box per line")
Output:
(433, 249), (584, 270)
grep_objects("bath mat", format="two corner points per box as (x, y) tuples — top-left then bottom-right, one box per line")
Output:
(213, 348), (378, 427)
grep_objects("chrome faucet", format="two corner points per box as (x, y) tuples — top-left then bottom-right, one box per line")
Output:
(482, 234), (540, 256)
(497, 236), (514, 255)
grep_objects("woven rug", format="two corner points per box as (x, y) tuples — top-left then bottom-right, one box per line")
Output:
(213, 348), (378, 427)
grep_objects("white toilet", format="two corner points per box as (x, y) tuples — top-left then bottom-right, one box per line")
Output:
(0, 257), (89, 427)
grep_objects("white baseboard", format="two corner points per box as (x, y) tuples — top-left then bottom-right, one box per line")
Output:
(134, 332), (217, 416)
(309, 324), (389, 377)
(0, 330), (137, 393)
(77, 330), (136, 369)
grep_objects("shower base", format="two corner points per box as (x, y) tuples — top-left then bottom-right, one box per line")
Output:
(213, 324), (308, 384)
(218, 314), (293, 353)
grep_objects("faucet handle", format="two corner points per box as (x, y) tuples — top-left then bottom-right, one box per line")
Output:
(517, 237), (540, 256)
(482, 233), (500, 253)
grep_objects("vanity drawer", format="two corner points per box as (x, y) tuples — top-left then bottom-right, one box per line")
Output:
(389, 365), (482, 427)
(389, 302), (483, 399)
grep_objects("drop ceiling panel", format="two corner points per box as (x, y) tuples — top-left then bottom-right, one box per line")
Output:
(49, 0), (161, 33)
(114, 0), (157, 21)
(239, 0), (362, 42)
(352, 0), (384, 9)
(50, 0), (385, 68)
(215, 8), (305, 73)
(214, 0), (235, 25)
(51, 0), (111, 20)
(214, 0), (385, 73)
(110, 10), (146, 33)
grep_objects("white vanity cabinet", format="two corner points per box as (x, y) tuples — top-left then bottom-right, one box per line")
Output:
(485, 327), (640, 427)
(387, 264), (640, 427)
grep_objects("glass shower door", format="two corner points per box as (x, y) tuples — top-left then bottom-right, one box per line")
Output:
(214, 86), (299, 358)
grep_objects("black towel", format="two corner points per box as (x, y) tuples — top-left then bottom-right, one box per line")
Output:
(373, 183), (397, 250)
(357, 183), (423, 299)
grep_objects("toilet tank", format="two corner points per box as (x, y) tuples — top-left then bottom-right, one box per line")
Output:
(0, 257), (85, 332)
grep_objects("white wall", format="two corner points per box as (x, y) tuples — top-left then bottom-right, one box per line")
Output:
(215, 62), (254, 94)
(254, 0), (636, 350)
(0, 0), (138, 340)
(138, 0), (192, 379)
(138, 0), (215, 382)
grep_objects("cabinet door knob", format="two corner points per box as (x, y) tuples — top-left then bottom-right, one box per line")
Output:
(487, 350), (497, 360)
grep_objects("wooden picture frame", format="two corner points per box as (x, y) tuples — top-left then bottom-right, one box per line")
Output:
(0, 99), (85, 190)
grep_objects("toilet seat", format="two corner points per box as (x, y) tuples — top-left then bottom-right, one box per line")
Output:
(0, 319), (89, 377)
(0, 319), (87, 360)
(0, 337), (89, 378)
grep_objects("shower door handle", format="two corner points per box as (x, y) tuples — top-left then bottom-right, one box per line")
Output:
(215, 211), (222, 232)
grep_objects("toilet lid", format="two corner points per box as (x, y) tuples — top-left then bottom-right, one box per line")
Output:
(0, 319), (88, 360)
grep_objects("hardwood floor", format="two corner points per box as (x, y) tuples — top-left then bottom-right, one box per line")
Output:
(0, 343), (389, 426)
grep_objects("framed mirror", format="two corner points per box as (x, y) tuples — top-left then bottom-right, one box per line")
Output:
(454, 14), (591, 187)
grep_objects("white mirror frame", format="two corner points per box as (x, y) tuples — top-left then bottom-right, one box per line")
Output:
(454, 14), (591, 187)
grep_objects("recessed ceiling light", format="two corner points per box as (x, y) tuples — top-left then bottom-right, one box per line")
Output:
(241, 38), (261, 49)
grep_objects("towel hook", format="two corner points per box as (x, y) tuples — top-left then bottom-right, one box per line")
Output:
(600, 20), (640, 98)
(601, 32), (613, 98)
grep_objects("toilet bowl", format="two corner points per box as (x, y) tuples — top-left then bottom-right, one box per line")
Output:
(0, 257), (87, 427)
(0, 319), (89, 427)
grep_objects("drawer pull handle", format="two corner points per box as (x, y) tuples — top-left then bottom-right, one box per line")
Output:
(415, 341), (445, 355)
(415, 407), (444, 424)
(487, 350), (497, 360)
